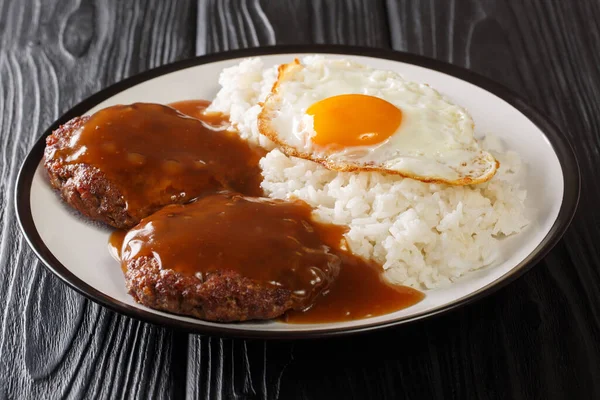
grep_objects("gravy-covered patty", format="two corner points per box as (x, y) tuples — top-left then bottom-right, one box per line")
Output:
(44, 102), (264, 229)
(113, 193), (343, 321)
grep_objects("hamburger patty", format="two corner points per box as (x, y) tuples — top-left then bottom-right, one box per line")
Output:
(125, 256), (296, 322)
(43, 104), (264, 229)
(44, 116), (141, 229)
(114, 193), (343, 322)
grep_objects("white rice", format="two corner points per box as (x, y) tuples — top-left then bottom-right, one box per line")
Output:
(209, 58), (530, 289)
(208, 58), (278, 150)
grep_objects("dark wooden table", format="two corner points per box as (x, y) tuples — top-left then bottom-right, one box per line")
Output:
(1, 1), (598, 398)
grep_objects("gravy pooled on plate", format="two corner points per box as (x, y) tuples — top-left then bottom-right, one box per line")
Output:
(284, 253), (424, 324)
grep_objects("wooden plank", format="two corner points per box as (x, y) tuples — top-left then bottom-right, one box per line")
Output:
(196, 0), (391, 54)
(386, 0), (600, 398)
(0, 1), (195, 398)
(190, 1), (392, 399)
(1, 0), (595, 399)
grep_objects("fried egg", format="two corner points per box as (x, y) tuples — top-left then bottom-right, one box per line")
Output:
(257, 57), (498, 185)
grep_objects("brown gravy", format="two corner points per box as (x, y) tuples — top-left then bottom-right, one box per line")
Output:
(108, 230), (126, 269)
(169, 100), (219, 121)
(284, 253), (424, 323)
(54, 102), (265, 214)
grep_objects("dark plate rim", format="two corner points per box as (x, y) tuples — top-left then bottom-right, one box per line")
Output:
(14, 44), (580, 339)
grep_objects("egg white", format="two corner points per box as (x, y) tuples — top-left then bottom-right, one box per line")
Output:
(257, 56), (498, 185)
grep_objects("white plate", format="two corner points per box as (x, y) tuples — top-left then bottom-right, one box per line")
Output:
(15, 46), (579, 338)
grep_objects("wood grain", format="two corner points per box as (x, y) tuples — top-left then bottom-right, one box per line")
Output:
(196, 0), (391, 54)
(0, 1), (194, 398)
(1, 0), (599, 399)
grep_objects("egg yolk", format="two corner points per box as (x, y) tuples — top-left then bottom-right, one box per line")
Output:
(306, 94), (402, 147)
